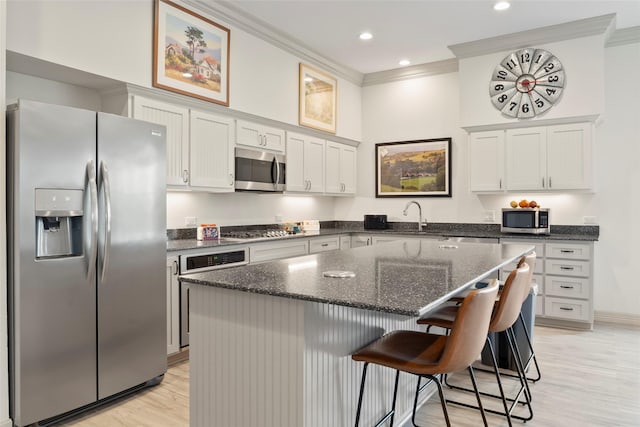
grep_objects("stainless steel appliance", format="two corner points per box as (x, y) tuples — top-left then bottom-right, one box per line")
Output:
(364, 214), (388, 230)
(179, 247), (249, 347)
(501, 208), (550, 234)
(234, 147), (285, 191)
(7, 100), (167, 426)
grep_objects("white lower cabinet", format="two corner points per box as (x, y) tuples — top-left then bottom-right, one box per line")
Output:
(308, 236), (340, 253)
(351, 234), (372, 247)
(339, 235), (351, 250)
(501, 238), (594, 329)
(249, 239), (309, 263)
(166, 256), (180, 355)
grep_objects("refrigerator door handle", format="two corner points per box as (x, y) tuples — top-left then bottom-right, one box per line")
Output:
(86, 160), (99, 280)
(100, 161), (112, 284)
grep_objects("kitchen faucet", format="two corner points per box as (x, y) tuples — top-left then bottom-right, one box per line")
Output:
(403, 200), (427, 232)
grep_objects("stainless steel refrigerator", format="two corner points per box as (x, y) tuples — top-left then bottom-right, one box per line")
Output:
(7, 100), (167, 426)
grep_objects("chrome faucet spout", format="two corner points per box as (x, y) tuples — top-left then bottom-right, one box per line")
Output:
(403, 200), (426, 231)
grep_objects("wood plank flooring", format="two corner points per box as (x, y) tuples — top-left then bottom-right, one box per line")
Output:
(56, 323), (639, 427)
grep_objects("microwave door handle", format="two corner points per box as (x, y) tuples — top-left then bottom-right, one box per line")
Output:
(274, 156), (281, 189)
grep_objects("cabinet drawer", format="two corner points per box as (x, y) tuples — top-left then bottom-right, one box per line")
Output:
(545, 259), (590, 277)
(249, 240), (308, 263)
(545, 242), (591, 260)
(501, 259), (543, 275)
(501, 240), (544, 258)
(309, 237), (340, 253)
(544, 297), (590, 322)
(545, 276), (590, 299)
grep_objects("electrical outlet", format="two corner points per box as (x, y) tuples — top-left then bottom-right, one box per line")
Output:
(275, 214), (283, 223)
(185, 216), (197, 227)
(483, 210), (496, 222)
(583, 216), (597, 224)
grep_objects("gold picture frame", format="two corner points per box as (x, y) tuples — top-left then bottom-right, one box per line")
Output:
(299, 63), (337, 134)
(153, 0), (230, 106)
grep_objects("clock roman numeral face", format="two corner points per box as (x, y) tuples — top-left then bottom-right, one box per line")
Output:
(489, 48), (565, 118)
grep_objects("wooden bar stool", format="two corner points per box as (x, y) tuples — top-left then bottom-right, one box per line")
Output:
(351, 280), (499, 427)
(416, 263), (533, 425)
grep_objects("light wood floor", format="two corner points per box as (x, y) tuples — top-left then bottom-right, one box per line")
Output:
(56, 323), (639, 427)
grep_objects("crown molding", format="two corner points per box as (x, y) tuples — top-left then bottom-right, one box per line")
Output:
(448, 14), (616, 59)
(182, 0), (364, 85)
(362, 59), (458, 87)
(607, 26), (640, 47)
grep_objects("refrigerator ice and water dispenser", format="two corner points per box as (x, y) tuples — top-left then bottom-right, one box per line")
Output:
(35, 188), (84, 259)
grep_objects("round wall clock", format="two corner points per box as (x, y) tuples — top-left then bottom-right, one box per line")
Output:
(489, 48), (565, 119)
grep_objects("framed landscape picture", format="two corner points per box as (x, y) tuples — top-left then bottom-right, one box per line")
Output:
(153, 0), (230, 106)
(299, 63), (337, 133)
(375, 138), (452, 198)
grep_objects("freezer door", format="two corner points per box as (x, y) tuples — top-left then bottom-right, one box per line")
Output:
(8, 100), (98, 426)
(96, 112), (167, 398)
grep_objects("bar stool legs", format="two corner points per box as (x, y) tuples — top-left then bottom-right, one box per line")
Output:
(354, 363), (400, 427)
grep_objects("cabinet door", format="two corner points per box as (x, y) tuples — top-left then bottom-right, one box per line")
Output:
(133, 96), (189, 187)
(339, 235), (351, 250)
(324, 141), (342, 194)
(305, 137), (325, 193)
(166, 256), (180, 355)
(506, 127), (546, 191)
(340, 144), (357, 194)
(285, 132), (307, 192)
(351, 235), (371, 247)
(262, 124), (285, 152)
(236, 120), (263, 149)
(189, 110), (235, 191)
(236, 120), (285, 153)
(546, 123), (592, 190)
(469, 131), (504, 192)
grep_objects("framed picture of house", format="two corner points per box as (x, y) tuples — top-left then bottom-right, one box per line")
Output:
(153, 0), (230, 106)
(299, 63), (337, 134)
(375, 138), (452, 198)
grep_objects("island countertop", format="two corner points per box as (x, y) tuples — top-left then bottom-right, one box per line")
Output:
(180, 239), (533, 317)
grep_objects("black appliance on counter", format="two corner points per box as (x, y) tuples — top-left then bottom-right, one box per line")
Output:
(364, 214), (388, 230)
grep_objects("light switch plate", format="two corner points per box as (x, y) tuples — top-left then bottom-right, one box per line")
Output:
(185, 216), (197, 227)
(583, 216), (597, 224)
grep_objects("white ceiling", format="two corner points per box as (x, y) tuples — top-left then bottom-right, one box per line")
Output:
(224, 0), (640, 74)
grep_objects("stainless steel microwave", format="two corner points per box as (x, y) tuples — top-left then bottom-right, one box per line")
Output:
(234, 147), (285, 192)
(501, 208), (550, 234)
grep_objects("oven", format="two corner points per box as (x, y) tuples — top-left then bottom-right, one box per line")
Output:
(178, 247), (249, 347)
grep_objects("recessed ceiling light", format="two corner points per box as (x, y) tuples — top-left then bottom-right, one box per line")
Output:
(494, 1), (510, 11)
(304, 77), (313, 82)
(359, 32), (373, 40)
(399, 59), (411, 67)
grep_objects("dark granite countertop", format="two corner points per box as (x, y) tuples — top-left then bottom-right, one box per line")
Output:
(179, 240), (533, 316)
(167, 223), (598, 252)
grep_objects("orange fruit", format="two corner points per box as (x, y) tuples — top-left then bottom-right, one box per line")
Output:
(519, 200), (529, 208)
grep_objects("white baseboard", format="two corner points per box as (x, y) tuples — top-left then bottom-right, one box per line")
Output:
(594, 311), (640, 327)
(0, 418), (13, 427)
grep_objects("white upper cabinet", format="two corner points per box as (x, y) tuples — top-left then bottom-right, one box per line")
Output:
(469, 130), (505, 192)
(506, 123), (592, 191)
(506, 127), (547, 191)
(132, 96), (235, 192)
(546, 123), (593, 190)
(132, 96), (189, 188)
(325, 141), (357, 195)
(286, 132), (325, 193)
(236, 119), (285, 153)
(189, 110), (235, 192)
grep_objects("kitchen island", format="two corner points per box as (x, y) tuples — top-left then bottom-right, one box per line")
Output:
(180, 239), (533, 427)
